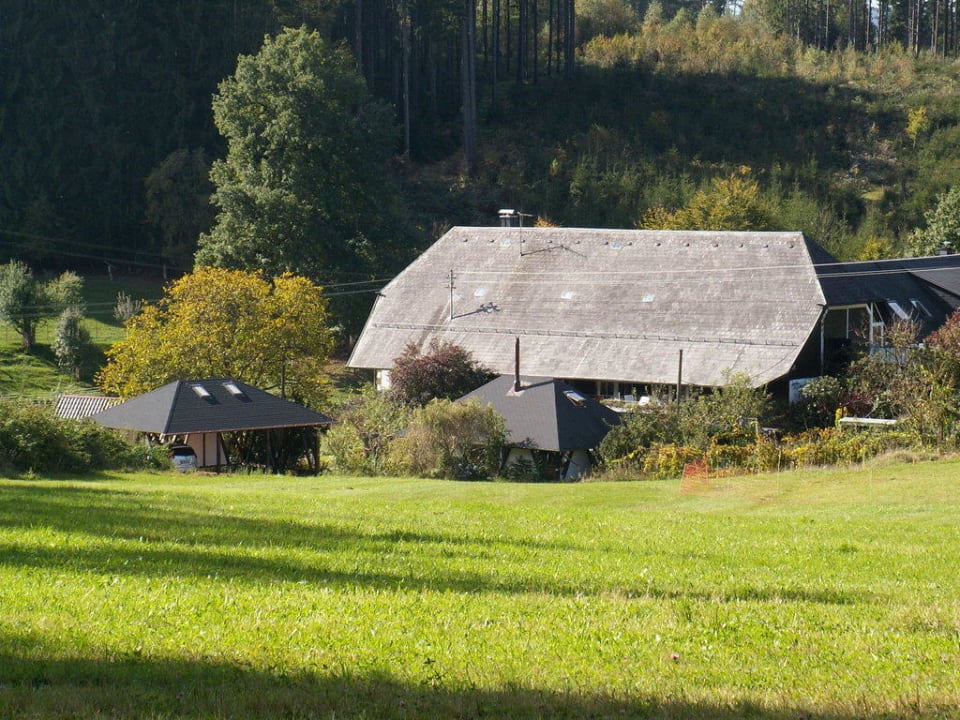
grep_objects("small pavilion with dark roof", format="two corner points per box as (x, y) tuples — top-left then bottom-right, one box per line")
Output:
(91, 378), (332, 473)
(459, 374), (621, 479)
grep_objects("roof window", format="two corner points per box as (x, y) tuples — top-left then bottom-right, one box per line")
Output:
(223, 382), (245, 397)
(563, 390), (586, 406)
(887, 301), (911, 320)
(191, 385), (211, 399)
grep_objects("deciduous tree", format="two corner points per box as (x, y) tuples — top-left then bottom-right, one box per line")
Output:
(195, 27), (410, 307)
(53, 307), (91, 380)
(641, 172), (773, 231)
(907, 186), (960, 256)
(97, 267), (334, 404)
(389, 339), (493, 406)
(0, 261), (84, 352)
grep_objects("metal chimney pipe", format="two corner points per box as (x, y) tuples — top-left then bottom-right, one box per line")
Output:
(514, 337), (521, 392)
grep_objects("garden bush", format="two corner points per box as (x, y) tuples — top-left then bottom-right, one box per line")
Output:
(387, 399), (505, 479)
(0, 402), (166, 474)
(322, 389), (411, 475)
(780, 427), (919, 467)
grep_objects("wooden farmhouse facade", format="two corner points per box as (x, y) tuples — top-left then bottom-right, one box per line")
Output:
(348, 227), (960, 400)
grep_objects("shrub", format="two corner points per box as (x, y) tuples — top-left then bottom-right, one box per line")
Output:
(599, 404), (680, 462)
(323, 389), (411, 475)
(389, 340), (493, 407)
(114, 291), (142, 324)
(387, 399), (505, 479)
(780, 427), (919, 467)
(0, 402), (163, 474)
(53, 307), (92, 380)
(640, 443), (703, 479)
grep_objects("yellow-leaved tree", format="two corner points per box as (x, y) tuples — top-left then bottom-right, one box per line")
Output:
(97, 267), (334, 405)
(641, 172), (772, 231)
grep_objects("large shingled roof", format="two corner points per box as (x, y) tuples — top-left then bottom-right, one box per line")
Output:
(349, 227), (828, 387)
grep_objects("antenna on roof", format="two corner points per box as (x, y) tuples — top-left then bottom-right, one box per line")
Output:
(448, 269), (455, 321)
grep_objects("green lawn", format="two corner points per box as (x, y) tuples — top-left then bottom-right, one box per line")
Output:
(0, 274), (164, 400)
(1, 463), (959, 719)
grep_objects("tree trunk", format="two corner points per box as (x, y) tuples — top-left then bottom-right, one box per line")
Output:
(462, 0), (479, 175)
(400, 0), (412, 157)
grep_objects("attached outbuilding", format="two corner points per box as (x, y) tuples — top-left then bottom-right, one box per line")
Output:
(91, 378), (332, 473)
(459, 374), (621, 480)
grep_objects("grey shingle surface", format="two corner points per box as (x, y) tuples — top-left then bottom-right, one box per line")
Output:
(350, 228), (827, 387)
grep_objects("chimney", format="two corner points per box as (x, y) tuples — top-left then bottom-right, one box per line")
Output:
(514, 336), (522, 392)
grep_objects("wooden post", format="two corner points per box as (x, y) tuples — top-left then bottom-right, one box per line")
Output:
(514, 336), (521, 391)
(676, 349), (683, 404)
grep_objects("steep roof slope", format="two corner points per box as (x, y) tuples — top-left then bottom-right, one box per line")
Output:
(350, 228), (827, 387)
(91, 379), (332, 435)
(460, 375), (621, 452)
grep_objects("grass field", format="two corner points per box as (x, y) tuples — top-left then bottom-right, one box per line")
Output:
(0, 274), (164, 401)
(1, 462), (959, 719)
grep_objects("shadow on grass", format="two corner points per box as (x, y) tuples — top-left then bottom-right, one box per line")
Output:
(0, 632), (919, 720)
(0, 484), (864, 605)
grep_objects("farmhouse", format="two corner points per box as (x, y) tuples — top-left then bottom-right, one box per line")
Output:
(349, 226), (960, 398)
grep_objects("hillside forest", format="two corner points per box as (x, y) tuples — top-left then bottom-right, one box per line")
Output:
(3, 0), (960, 333)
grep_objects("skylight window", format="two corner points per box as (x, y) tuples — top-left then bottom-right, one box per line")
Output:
(887, 301), (910, 320)
(641, 293), (655, 303)
(474, 288), (487, 298)
(563, 390), (586, 406)
(223, 382), (245, 397)
(191, 385), (211, 398)
(911, 299), (931, 318)
(561, 290), (576, 300)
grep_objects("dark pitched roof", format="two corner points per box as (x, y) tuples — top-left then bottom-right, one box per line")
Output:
(349, 227), (829, 387)
(816, 255), (960, 332)
(459, 375), (621, 452)
(91, 379), (332, 435)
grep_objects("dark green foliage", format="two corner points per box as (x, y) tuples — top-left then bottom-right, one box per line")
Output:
(144, 149), (215, 268)
(53, 307), (92, 380)
(0, 2), (283, 269)
(3, 0), (960, 282)
(0, 403), (165, 475)
(195, 27), (414, 330)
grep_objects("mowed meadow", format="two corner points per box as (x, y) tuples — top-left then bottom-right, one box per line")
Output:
(2, 462), (959, 719)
